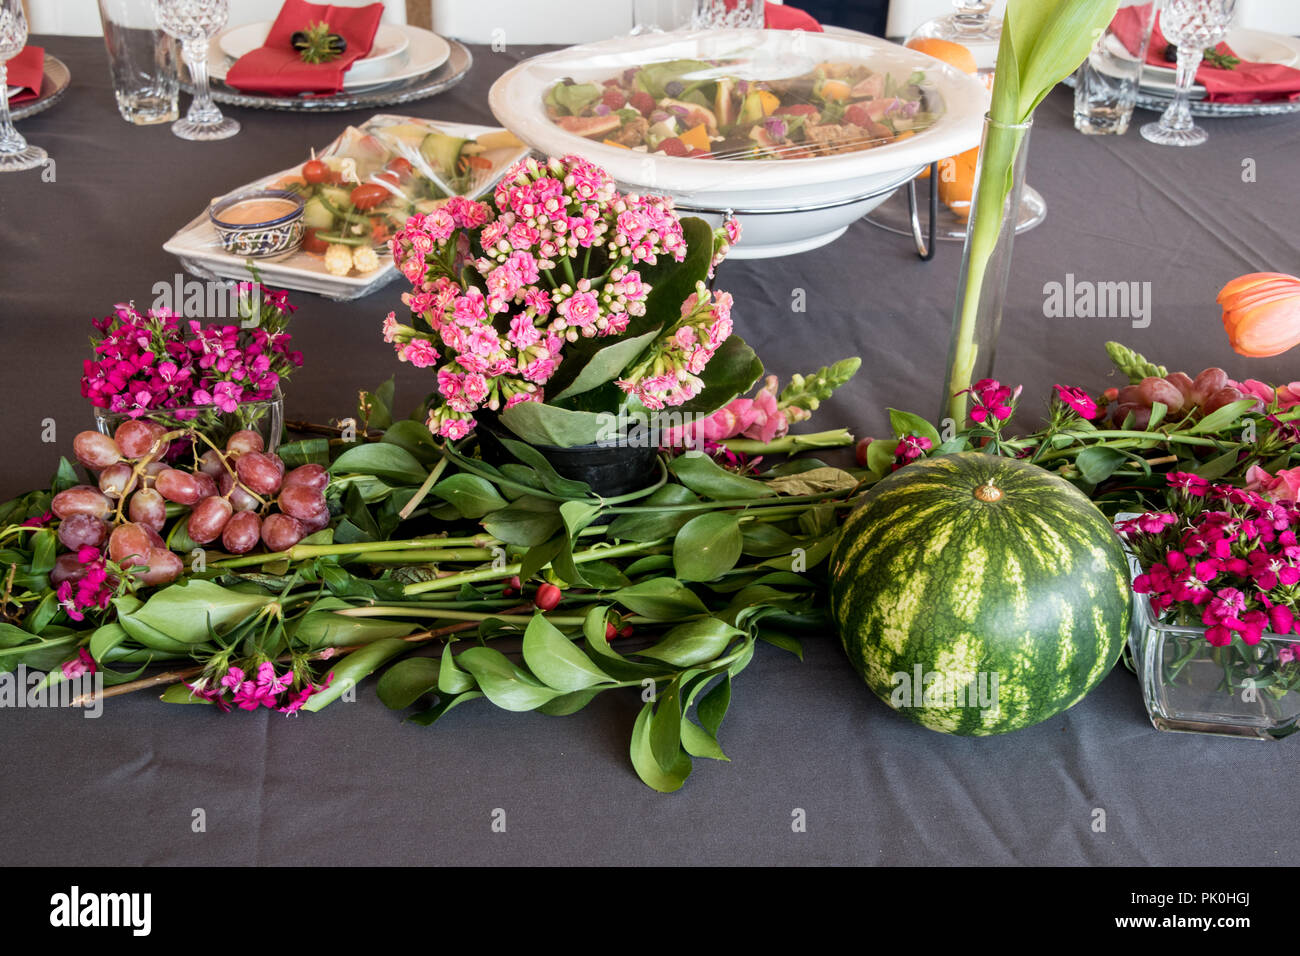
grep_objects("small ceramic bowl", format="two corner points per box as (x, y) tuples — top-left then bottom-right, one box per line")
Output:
(208, 189), (305, 258)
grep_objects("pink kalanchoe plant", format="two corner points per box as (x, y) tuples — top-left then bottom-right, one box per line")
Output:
(385, 154), (760, 447)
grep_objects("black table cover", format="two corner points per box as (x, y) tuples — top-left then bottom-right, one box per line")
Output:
(2, 37), (1299, 866)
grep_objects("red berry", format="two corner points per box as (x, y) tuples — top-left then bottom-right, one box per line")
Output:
(629, 91), (655, 116)
(619, 625), (634, 639)
(534, 582), (562, 611)
(658, 137), (688, 157)
(605, 622), (617, 641)
(601, 87), (627, 110)
(855, 437), (873, 468)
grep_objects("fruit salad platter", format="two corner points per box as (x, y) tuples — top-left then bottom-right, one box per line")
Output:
(491, 29), (987, 257)
(545, 58), (939, 161)
(164, 115), (529, 300)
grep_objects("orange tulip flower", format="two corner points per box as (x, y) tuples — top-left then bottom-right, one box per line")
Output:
(1219, 272), (1300, 357)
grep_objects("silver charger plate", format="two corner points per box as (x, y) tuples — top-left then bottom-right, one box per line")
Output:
(191, 38), (471, 112)
(1132, 87), (1300, 117)
(12, 54), (71, 121)
(1063, 73), (1300, 117)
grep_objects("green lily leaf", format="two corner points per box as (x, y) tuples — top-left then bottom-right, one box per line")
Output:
(432, 473), (508, 519)
(550, 326), (662, 404)
(377, 657), (440, 710)
(614, 578), (709, 620)
(630, 699), (692, 793)
(330, 442), (427, 485)
(673, 512), (743, 581)
(639, 617), (742, 667)
(408, 690), (484, 726)
(455, 645), (564, 711)
(120, 580), (273, 646)
(482, 496), (564, 547)
(669, 451), (773, 500)
(607, 485), (700, 542)
(680, 719), (729, 761)
(497, 402), (607, 450)
(521, 613), (613, 693)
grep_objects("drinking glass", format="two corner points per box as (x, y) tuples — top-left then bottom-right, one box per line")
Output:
(153, 0), (239, 141)
(98, 0), (180, 125)
(1074, 0), (1160, 135)
(692, 0), (765, 30)
(1141, 0), (1237, 146)
(0, 0), (46, 173)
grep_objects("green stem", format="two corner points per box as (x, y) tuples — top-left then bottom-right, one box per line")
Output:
(403, 538), (670, 595)
(721, 428), (855, 455)
(1034, 431), (1231, 464)
(335, 607), (655, 627)
(945, 122), (1026, 426)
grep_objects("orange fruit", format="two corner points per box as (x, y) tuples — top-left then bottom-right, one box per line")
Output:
(904, 37), (978, 75)
(906, 38), (977, 183)
(937, 146), (979, 220)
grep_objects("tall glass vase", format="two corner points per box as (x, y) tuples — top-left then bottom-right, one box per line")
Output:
(941, 113), (1032, 425)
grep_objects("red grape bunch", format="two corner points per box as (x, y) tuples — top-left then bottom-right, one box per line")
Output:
(1108, 367), (1247, 430)
(54, 421), (332, 589)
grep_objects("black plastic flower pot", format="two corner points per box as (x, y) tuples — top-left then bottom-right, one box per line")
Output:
(475, 413), (660, 497)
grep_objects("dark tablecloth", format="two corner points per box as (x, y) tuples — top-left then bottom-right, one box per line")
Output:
(2, 37), (1299, 867)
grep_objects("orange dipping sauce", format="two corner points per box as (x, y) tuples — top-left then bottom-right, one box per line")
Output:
(216, 197), (300, 225)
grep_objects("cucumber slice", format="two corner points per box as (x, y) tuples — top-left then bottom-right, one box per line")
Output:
(302, 196), (335, 231)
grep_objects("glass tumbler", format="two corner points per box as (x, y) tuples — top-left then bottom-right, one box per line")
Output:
(1074, 0), (1160, 135)
(97, 0), (180, 125)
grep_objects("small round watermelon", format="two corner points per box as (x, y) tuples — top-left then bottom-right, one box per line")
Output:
(829, 452), (1131, 735)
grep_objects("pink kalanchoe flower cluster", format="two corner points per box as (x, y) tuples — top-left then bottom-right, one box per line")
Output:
(961, 378), (1020, 425)
(55, 546), (115, 623)
(1123, 474), (1300, 647)
(188, 661), (333, 715)
(615, 283), (733, 411)
(80, 287), (302, 418)
(387, 154), (729, 441)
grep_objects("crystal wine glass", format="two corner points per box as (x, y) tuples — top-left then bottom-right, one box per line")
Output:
(1141, 0), (1238, 147)
(153, 0), (238, 141)
(0, 0), (47, 173)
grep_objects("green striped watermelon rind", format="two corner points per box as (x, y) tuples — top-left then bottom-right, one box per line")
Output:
(829, 452), (1132, 735)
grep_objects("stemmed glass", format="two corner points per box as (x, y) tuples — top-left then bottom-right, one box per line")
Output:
(1141, 0), (1238, 146)
(0, 0), (47, 172)
(153, 0), (239, 141)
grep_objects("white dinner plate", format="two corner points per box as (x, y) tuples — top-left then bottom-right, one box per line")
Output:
(211, 24), (450, 93)
(162, 117), (529, 301)
(219, 21), (409, 81)
(1103, 28), (1300, 99)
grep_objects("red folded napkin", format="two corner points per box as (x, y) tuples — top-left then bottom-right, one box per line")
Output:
(7, 45), (45, 103)
(766, 3), (823, 32)
(1112, 3), (1300, 103)
(225, 0), (384, 95)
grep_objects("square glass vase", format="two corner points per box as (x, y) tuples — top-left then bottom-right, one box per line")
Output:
(1127, 561), (1300, 741)
(92, 389), (284, 458)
